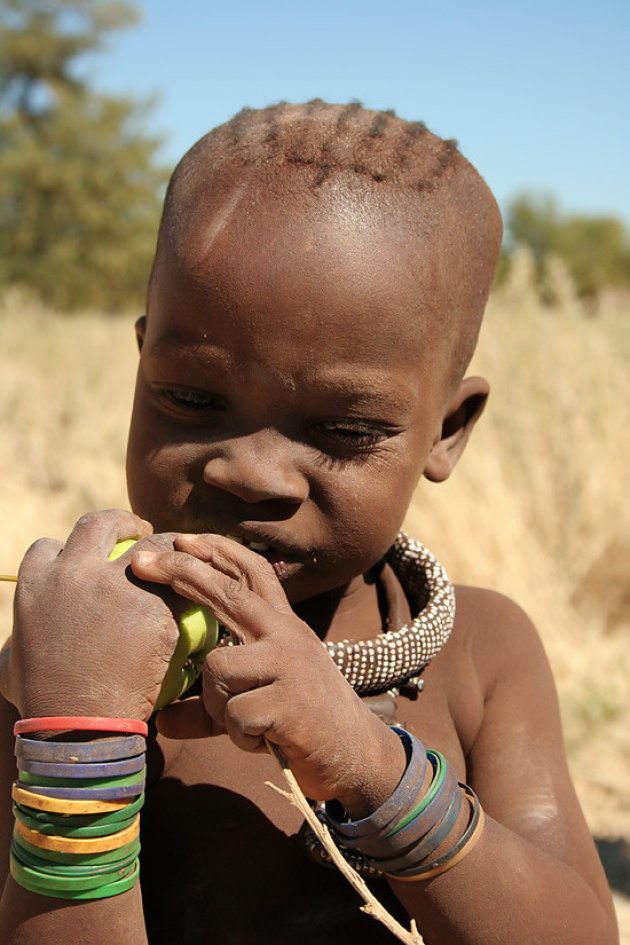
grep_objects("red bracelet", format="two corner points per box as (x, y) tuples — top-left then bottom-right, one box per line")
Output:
(14, 717), (149, 737)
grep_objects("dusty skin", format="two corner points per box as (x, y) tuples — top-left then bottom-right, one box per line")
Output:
(0, 103), (619, 945)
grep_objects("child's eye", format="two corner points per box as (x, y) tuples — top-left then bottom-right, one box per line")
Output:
(154, 385), (226, 412)
(313, 420), (388, 450)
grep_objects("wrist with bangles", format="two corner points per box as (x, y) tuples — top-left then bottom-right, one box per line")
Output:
(321, 726), (485, 881)
(10, 716), (147, 899)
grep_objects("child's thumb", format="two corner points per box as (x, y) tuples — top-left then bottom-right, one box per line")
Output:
(155, 695), (224, 740)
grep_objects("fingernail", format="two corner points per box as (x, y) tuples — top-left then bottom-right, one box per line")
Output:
(134, 551), (156, 567)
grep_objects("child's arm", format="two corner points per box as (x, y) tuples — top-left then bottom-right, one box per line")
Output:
(135, 536), (618, 945)
(389, 587), (618, 945)
(0, 690), (149, 945)
(0, 510), (186, 945)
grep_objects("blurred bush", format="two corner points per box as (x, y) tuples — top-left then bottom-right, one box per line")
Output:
(0, 0), (167, 311)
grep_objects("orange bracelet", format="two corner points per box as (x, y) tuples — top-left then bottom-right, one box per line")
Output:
(14, 717), (148, 737)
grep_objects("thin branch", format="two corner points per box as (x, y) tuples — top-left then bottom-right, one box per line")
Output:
(265, 740), (425, 945)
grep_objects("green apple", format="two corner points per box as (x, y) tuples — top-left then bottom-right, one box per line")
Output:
(108, 538), (220, 710)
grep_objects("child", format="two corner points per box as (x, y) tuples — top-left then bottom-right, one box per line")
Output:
(0, 102), (618, 945)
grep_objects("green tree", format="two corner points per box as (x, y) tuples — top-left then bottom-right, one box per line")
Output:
(0, 0), (167, 311)
(504, 193), (630, 298)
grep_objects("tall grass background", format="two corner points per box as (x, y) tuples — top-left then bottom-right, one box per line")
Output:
(1, 257), (629, 928)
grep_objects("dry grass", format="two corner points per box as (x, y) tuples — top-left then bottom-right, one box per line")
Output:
(0, 267), (629, 909)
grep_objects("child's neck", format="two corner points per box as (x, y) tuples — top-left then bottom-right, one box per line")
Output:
(294, 573), (384, 644)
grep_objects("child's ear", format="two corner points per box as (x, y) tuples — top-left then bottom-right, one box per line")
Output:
(424, 376), (489, 482)
(135, 316), (147, 353)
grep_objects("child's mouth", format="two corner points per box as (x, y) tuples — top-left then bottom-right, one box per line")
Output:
(240, 537), (303, 581)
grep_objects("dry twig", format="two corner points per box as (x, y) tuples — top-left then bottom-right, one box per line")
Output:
(265, 740), (425, 945)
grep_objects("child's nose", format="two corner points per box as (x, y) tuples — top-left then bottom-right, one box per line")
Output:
(202, 433), (309, 505)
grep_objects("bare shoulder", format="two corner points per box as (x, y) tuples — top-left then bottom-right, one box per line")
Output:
(448, 583), (568, 778)
(452, 583), (554, 693)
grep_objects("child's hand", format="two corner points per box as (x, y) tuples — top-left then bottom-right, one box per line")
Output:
(132, 534), (406, 813)
(2, 510), (185, 723)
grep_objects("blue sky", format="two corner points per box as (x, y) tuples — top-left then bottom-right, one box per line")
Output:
(92, 0), (629, 227)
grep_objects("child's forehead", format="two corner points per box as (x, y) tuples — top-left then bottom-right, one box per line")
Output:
(162, 171), (457, 314)
(151, 155), (500, 391)
(153, 178), (452, 352)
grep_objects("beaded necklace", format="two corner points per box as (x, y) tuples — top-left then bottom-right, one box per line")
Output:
(302, 533), (455, 874)
(325, 532), (455, 694)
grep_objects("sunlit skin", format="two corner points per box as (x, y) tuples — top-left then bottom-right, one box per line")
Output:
(126, 177), (486, 620)
(0, 160), (618, 945)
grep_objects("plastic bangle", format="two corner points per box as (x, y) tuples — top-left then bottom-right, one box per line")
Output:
(356, 753), (457, 857)
(56, 858), (140, 899)
(15, 816), (139, 854)
(12, 783), (134, 814)
(13, 830), (140, 866)
(386, 785), (485, 882)
(19, 767), (147, 789)
(14, 792), (144, 827)
(18, 755), (146, 779)
(14, 717), (148, 737)
(371, 786), (463, 872)
(325, 727), (428, 841)
(15, 734), (146, 764)
(11, 839), (139, 877)
(14, 805), (138, 839)
(16, 779), (146, 801)
(10, 852), (140, 898)
(384, 750), (448, 838)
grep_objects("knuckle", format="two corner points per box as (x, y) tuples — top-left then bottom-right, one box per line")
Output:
(204, 647), (232, 689)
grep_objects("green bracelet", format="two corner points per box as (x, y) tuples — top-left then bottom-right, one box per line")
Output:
(14, 804), (138, 838)
(10, 852), (137, 894)
(12, 840), (139, 878)
(384, 750), (447, 838)
(11, 856), (140, 899)
(13, 828), (140, 866)
(18, 767), (147, 789)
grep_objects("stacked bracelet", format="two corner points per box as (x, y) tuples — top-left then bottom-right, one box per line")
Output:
(10, 717), (146, 899)
(320, 727), (484, 881)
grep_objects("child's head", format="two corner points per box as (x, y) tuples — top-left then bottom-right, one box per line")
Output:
(126, 101), (502, 604)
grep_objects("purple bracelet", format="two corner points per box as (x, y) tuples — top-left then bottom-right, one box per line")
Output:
(354, 754), (458, 858)
(15, 734), (146, 764)
(325, 727), (428, 843)
(370, 784), (464, 872)
(16, 780), (146, 801)
(17, 755), (147, 779)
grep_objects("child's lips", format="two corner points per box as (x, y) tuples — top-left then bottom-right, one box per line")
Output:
(239, 536), (307, 580)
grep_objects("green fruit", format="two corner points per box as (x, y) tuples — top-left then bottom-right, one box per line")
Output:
(108, 538), (219, 710)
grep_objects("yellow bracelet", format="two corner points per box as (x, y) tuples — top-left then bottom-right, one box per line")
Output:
(15, 816), (139, 854)
(12, 783), (132, 815)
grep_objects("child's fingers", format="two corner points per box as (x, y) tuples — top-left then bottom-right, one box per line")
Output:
(61, 509), (153, 559)
(155, 696), (225, 740)
(131, 549), (296, 644)
(173, 533), (291, 611)
(222, 688), (274, 753)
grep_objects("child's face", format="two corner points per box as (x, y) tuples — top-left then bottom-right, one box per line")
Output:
(126, 178), (462, 605)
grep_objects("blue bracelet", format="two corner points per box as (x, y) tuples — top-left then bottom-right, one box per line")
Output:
(325, 727), (427, 843)
(17, 755), (146, 779)
(354, 753), (458, 858)
(370, 783), (464, 872)
(15, 734), (147, 764)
